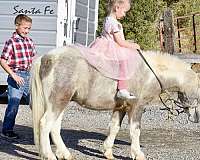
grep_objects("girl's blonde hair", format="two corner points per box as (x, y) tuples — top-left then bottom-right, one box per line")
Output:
(107, 0), (131, 14)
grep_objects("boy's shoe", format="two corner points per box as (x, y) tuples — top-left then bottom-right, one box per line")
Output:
(117, 89), (136, 99)
(1, 131), (19, 139)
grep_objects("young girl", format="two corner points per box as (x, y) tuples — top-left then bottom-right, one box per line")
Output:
(78, 0), (140, 99)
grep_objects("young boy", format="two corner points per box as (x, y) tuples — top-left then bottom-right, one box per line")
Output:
(0, 14), (36, 139)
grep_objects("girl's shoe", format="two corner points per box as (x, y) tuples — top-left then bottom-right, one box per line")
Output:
(117, 89), (136, 99)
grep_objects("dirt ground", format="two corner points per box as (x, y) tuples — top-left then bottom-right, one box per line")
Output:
(0, 102), (200, 160)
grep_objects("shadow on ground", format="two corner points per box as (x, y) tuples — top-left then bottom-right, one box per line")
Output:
(0, 121), (131, 159)
(61, 128), (131, 160)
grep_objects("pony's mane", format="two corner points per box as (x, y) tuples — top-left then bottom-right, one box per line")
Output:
(142, 51), (198, 96)
(143, 50), (191, 71)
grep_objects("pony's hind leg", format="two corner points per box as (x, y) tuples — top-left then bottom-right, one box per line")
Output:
(103, 109), (126, 159)
(40, 110), (57, 160)
(50, 110), (73, 160)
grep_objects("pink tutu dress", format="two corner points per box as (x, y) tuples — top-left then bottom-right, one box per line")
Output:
(76, 16), (140, 80)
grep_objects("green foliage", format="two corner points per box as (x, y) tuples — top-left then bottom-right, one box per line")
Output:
(163, 0), (180, 7)
(97, 0), (200, 50)
(96, 0), (107, 36)
(172, 0), (200, 16)
(122, 0), (166, 49)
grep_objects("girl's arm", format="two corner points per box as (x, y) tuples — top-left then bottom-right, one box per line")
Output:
(113, 32), (140, 49)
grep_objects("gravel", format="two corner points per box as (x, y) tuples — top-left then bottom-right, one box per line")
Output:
(0, 102), (200, 160)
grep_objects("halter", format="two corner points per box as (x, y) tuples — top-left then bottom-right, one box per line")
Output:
(137, 49), (198, 118)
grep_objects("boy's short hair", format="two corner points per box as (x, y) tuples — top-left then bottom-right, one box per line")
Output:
(14, 14), (32, 25)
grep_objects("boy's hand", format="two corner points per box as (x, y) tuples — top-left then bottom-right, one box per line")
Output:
(12, 73), (25, 85)
(0, 59), (24, 85)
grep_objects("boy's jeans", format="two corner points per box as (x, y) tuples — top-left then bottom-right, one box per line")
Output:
(2, 70), (30, 133)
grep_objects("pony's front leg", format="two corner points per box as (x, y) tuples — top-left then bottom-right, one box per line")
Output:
(103, 110), (126, 159)
(40, 111), (57, 160)
(51, 110), (73, 160)
(129, 107), (145, 160)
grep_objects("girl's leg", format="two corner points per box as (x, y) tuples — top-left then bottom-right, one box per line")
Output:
(117, 61), (136, 99)
(117, 60), (127, 90)
(117, 80), (127, 90)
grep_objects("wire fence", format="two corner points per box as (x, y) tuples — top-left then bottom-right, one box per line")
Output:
(174, 12), (200, 54)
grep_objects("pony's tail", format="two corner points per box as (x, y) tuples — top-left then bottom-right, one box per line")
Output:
(30, 56), (44, 150)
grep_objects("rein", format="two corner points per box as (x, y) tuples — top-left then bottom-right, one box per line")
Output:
(137, 49), (164, 91)
(137, 49), (196, 117)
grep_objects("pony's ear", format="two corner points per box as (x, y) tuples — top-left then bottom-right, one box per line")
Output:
(191, 63), (200, 73)
(191, 64), (200, 82)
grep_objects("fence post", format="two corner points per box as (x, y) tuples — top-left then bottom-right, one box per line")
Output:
(159, 17), (165, 52)
(192, 14), (197, 53)
(163, 9), (175, 54)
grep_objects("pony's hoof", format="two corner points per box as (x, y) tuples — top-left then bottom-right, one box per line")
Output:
(104, 149), (114, 160)
(56, 150), (74, 160)
(66, 155), (75, 160)
(41, 154), (57, 160)
(136, 153), (145, 160)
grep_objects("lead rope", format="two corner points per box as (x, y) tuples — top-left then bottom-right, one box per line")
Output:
(137, 49), (164, 92)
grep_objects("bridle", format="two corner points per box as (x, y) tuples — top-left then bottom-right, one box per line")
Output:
(137, 49), (198, 118)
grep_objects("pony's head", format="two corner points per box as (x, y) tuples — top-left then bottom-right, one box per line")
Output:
(184, 92), (200, 123)
(181, 93), (200, 123)
(144, 51), (200, 123)
(187, 105), (200, 123)
(186, 74), (200, 123)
